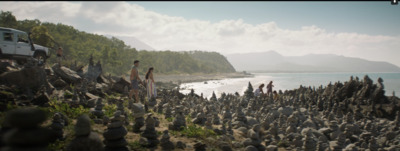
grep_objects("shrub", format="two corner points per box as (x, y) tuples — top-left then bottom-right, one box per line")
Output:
(128, 141), (146, 151)
(181, 124), (216, 139)
(103, 103), (117, 118)
(47, 99), (90, 120)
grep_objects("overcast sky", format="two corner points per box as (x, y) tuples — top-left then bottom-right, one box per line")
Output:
(1, 1), (399, 66)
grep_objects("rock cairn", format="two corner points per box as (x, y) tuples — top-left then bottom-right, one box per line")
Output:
(147, 96), (157, 110)
(164, 103), (172, 119)
(2, 108), (57, 151)
(242, 124), (265, 151)
(140, 113), (159, 147)
(168, 105), (186, 131)
(132, 103), (145, 133)
(91, 98), (105, 124)
(66, 114), (104, 151)
(49, 112), (66, 140)
(103, 111), (128, 151)
(160, 130), (175, 151)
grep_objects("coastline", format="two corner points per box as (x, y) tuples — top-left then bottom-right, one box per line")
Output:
(156, 72), (253, 84)
(154, 72), (254, 89)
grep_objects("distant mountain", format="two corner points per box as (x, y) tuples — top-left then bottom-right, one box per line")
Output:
(226, 51), (400, 72)
(105, 35), (155, 51)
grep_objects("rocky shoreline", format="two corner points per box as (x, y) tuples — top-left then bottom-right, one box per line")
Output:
(0, 58), (399, 151)
(131, 72), (253, 90)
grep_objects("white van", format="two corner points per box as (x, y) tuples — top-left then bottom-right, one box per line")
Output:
(0, 27), (50, 65)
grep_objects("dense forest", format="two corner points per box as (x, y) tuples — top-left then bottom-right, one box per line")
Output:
(0, 11), (236, 75)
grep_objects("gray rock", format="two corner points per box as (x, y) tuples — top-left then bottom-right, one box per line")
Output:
(160, 130), (174, 151)
(103, 112), (128, 150)
(75, 114), (92, 136)
(66, 132), (104, 151)
(5, 107), (47, 128)
(132, 103), (145, 118)
(194, 141), (207, 151)
(176, 141), (186, 149)
(0, 66), (48, 91)
(52, 64), (82, 84)
(245, 145), (258, 151)
(266, 145), (278, 151)
(140, 113), (159, 147)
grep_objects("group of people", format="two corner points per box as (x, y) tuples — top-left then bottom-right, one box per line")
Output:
(254, 81), (279, 100)
(129, 60), (157, 103)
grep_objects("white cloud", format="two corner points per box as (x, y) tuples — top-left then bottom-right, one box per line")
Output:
(1, 2), (399, 66)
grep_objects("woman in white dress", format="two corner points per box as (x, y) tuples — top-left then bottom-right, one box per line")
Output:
(145, 67), (157, 100)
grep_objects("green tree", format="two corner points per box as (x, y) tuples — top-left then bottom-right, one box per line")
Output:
(0, 11), (17, 28)
(30, 25), (55, 48)
(1, 11), (237, 76)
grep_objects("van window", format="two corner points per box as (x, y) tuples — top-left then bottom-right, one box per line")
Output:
(3, 32), (14, 42)
(17, 33), (29, 43)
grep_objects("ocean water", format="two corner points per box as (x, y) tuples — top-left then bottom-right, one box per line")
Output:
(179, 72), (400, 99)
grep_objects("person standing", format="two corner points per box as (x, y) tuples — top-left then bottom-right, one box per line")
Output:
(273, 90), (279, 101)
(254, 83), (265, 97)
(266, 81), (274, 96)
(56, 47), (63, 66)
(129, 60), (143, 103)
(145, 67), (157, 100)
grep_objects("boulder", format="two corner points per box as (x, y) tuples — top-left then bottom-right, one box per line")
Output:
(0, 66), (48, 91)
(52, 64), (82, 84)
(111, 77), (130, 93)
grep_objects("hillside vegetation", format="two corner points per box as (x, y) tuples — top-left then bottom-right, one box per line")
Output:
(0, 11), (235, 75)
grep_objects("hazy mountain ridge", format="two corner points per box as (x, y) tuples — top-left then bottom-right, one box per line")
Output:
(227, 51), (400, 72)
(104, 35), (155, 51)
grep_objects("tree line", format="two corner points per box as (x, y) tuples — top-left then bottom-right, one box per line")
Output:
(0, 11), (236, 75)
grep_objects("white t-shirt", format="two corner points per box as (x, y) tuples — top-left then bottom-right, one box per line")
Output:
(254, 88), (261, 97)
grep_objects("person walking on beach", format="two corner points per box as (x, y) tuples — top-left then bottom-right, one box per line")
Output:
(129, 60), (143, 103)
(145, 67), (157, 100)
(254, 83), (265, 97)
(266, 81), (274, 96)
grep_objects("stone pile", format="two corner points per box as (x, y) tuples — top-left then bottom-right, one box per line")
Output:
(66, 114), (104, 151)
(242, 124), (265, 151)
(49, 112), (66, 140)
(1, 57), (400, 151)
(169, 105), (186, 131)
(140, 113), (159, 147)
(1, 108), (57, 151)
(146, 96), (157, 110)
(91, 98), (105, 124)
(160, 130), (174, 151)
(132, 103), (145, 133)
(103, 111), (128, 151)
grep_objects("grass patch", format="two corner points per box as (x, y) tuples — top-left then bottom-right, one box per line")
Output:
(47, 99), (90, 121)
(170, 130), (179, 136)
(103, 103), (117, 118)
(0, 91), (14, 97)
(277, 140), (290, 147)
(63, 91), (73, 99)
(105, 93), (121, 101)
(128, 140), (147, 151)
(181, 124), (217, 139)
(47, 139), (66, 150)
(166, 117), (174, 122)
